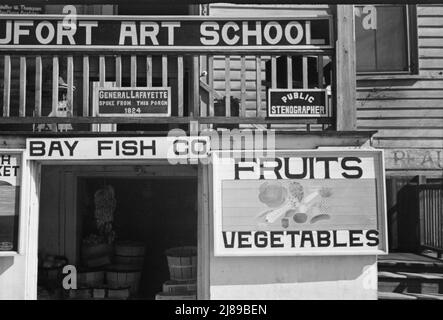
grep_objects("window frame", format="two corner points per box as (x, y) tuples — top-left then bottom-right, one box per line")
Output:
(355, 4), (418, 77)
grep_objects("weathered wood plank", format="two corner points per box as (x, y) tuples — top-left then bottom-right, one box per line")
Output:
(2, 55), (11, 117)
(193, 55), (200, 116)
(358, 80), (443, 90)
(357, 109), (443, 117)
(420, 58), (443, 69)
(19, 56), (26, 117)
(177, 55), (184, 117)
(373, 139), (443, 149)
(67, 56), (74, 115)
(302, 56), (308, 88)
(240, 55), (246, 117)
(271, 56), (277, 88)
(130, 55), (137, 87)
(317, 55), (324, 88)
(162, 55), (168, 87)
(256, 56), (262, 116)
(99, 55), (106, 87)
(357, 99), (443, 109)
(0, 116), (333, 125)
(420, 48), (443, 58)
(52, 56), (59, 114)
(225, 56), (231, 117)
(34, 56), (42, 117)
(419, 38), (443, 47)
(418, 17), (443, 26)
(419, 28), (443, 37)
(417, 6), (443, 16)
(358, 118), (443, 127)
(146, 56), (152, 87)
(357, 90), (443, 100)
(367, 128), (443, 138)
(83, 56), (90, 116)
(287, 55), (293, 89)
(115, 55), (122, 87)
(336, 5), (357, 130)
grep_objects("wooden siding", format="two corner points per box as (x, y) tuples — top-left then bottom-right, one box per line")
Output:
(356, 5), (443, 176)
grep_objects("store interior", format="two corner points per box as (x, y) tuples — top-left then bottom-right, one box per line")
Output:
(37, 165), (198, 300)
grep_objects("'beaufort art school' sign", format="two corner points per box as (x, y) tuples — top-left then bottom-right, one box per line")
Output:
(0, 15), (332, 52)
(212, 149), (387, 256)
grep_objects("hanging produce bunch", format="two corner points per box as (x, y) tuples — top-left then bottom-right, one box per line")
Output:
(94, 185), (116, 244)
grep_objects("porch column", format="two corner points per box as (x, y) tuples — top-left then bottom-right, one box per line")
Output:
(335, 5), (357, 131)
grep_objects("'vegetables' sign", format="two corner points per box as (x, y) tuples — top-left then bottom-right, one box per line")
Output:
(26, 137), (209, 161)
(0, 15), (332, 52)
(267, 89), (328, 118)
(0, 150), (22, 252)
(212, 149), (387, 256)
(96, 87), (171, 117)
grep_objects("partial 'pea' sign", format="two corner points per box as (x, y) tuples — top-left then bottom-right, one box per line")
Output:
(96, 87), (171, 117)
(212, 149), (387, 256)
(267, 89), (328, 118)
(0, 151), (22, 252)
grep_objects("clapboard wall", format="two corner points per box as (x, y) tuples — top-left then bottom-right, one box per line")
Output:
(356, 5), (443, 177)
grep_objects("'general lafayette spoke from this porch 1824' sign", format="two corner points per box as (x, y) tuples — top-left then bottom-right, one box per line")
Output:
(96, 87), (171, 117)
(267, 89), (328, 118)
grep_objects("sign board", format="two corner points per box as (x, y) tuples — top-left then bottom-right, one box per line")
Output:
(96, 87), (171, 117)
(212, 149), (387, 256)
(0, 5), (43, 14)
(0, 150), (23, 252)
(26, 137), (209, 162)
(385, 149), (443, 171)
(267, 89), (328, 118)
(0, 15), (332, 52)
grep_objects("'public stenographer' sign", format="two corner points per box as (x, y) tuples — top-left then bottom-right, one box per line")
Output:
(267, 89), (328, 118)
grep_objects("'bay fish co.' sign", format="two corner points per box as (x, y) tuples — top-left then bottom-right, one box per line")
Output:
(212, 149), (387, 256)
(0, 15), (332, 51)
(26, 137), (209, 161)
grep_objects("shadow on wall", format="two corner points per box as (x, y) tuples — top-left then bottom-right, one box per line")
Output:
(0, 257), (14, 276)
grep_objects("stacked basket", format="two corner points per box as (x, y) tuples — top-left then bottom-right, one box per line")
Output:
(67, 241), (145, 299)
(155, 246), (197, 300)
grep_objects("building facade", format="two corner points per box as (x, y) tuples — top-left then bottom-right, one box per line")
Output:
(0, 2), (441, 300)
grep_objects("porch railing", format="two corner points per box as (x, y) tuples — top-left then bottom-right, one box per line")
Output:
(419, 184), (443, 256)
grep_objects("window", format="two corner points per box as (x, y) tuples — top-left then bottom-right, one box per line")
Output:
(355, 5), (418, 74)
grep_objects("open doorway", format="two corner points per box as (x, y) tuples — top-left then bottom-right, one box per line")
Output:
(37, 164), (198, 300)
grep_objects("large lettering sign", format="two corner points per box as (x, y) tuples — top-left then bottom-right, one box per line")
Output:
(0, 150), (22, 252)
(26, 137), (209, 161)
(0, 15), (332, 52)
(212, 149), (387, 256)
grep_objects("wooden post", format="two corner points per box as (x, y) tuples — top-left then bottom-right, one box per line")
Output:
(335, 5), (357, 131)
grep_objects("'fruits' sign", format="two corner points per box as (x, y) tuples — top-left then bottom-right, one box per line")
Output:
(212, 149), (387, 256)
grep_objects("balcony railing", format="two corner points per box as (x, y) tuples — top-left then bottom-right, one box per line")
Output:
(0, 15), (335, 132)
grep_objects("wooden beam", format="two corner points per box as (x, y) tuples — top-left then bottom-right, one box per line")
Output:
(35, 56), (42, 117)
(0, 116), (333, 125)
(67, 56), (74, 116)
(177, 55), (184, 117)
(19, 56), (27, 117)
(336, 5), (357, 131)
(3, 55), (11, 117)
(52, 56), (59, 115)
(130, 55), (137, 87)
(82, 56), (90, 116)
(225, 56), (231, 117)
